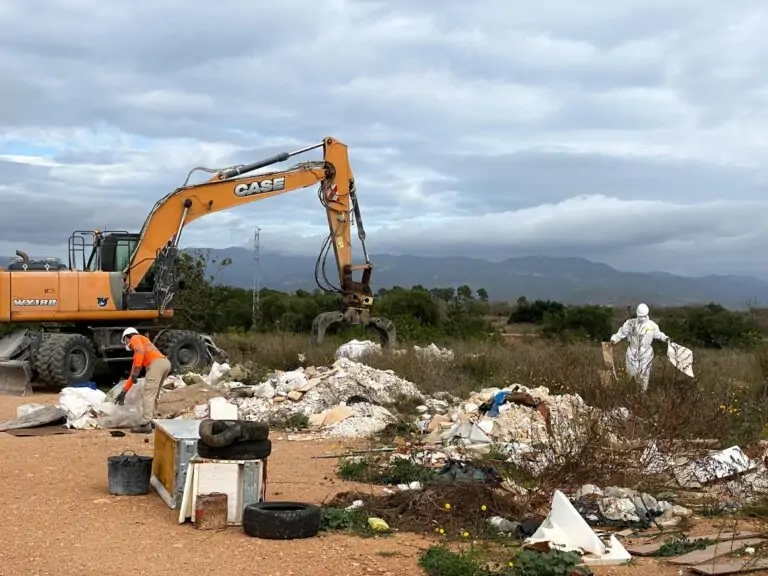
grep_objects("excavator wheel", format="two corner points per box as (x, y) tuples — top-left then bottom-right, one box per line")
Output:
(155, 329), (208, 374)
(36, 333), (97, 390)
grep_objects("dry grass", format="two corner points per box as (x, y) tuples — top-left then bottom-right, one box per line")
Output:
(216, 331), (768, 488)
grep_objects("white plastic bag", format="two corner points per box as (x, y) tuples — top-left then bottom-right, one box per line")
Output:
(96, 379), (146, 429)
(206, 362), (230, 385)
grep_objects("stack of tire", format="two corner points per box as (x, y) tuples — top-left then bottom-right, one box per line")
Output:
(197, 419), (272, 460)
(196, 419), (320, 540)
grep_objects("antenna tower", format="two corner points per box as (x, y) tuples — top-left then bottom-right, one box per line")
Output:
(252, 227), (261, 326)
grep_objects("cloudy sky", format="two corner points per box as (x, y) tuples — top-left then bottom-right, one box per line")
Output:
(1, 0), (767, 278)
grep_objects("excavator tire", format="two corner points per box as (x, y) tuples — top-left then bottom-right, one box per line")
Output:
(36, 333), (96, 390)
(155, 329), (208, 374)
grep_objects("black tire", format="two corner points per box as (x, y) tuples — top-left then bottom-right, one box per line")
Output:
(197, 439), (272, 460)
(242, 502), (320, 540)
(154, 330), (207, 373)
(238, 420), (270, 442)
(198, 419), (242, 448)
(36, 333), (96, 389)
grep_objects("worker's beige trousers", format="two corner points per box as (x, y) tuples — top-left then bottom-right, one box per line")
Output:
(141, 357), (172, 425)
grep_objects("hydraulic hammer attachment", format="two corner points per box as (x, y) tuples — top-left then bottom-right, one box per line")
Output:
(310, 309), (396, 349)
(0, 330), (35, 396)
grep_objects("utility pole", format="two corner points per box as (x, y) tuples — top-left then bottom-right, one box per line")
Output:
(251, 227), (261, 327)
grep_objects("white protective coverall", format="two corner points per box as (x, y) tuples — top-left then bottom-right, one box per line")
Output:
(610, 303), (669, 391)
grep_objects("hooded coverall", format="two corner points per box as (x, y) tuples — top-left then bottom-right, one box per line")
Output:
(124, 334), (172, 426)
(610, 316), (669, 391)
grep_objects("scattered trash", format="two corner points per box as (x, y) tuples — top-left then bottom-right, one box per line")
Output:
(525, 490), (631, 566)
(367, 517), (389, 532)
(571, 484), (691, 529)
(674, 445), (756, 488)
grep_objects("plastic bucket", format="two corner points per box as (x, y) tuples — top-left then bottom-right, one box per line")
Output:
(107, 450), (153, 496)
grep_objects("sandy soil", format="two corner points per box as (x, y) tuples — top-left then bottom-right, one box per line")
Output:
(0, 394), (763, 576)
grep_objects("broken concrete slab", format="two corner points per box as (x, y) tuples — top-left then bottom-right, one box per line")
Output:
(625, 532), (762, 557)
(690, 558), (768, 575)
(0, 405), (65, 431)
(669, 538), (765, 566)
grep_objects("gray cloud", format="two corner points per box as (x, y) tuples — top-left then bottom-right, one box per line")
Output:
(1, 0), (767, 281)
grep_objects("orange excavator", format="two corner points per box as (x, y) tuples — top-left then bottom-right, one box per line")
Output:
(0, 137), (396, 395)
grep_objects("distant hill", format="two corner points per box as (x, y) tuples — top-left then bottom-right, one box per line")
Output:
(5, 249), (765, 309)
(193, 248), (768, 309)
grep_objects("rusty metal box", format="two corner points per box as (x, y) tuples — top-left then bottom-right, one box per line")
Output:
(150, 419), (200, 509)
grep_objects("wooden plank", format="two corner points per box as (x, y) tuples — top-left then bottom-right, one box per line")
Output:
(601, 342), (615, 368)
(625, 532), (762, 557)
(669, 538), (765, 565)
(690, 558), (768, 575)
(4, 426), (72, 437)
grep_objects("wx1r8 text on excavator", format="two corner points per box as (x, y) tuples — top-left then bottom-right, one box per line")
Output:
(0, 136), (396, 395)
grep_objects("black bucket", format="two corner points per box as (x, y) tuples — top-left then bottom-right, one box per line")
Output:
(107, 450), (153, 496)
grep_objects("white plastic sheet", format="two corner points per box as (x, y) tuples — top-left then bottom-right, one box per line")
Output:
(96, 379), (146, 429)
(667, 342), (694, 377)
(57, 387), (107, 429)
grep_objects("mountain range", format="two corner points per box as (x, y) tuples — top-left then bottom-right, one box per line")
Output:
(195, 247), (766, 309)
(4, 248), (766, 308)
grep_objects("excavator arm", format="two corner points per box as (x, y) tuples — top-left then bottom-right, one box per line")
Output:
(125, 136), (395, 348)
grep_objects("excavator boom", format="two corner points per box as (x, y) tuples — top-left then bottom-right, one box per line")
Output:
(127, 136), (395, 347)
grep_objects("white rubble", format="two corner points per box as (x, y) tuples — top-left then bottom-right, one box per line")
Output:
(334, 339), (454, 361)
(413, 343), (454, 360)
(235, 357), (423, 438)
(336, 339), (381, 359)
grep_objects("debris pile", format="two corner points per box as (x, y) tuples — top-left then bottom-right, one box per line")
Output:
(416, 385), (609, 473)
(232, 358), (424, 438)
(571, 484), (692, 529)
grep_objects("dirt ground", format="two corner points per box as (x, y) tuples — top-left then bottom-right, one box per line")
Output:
(0, 394), (762, 576)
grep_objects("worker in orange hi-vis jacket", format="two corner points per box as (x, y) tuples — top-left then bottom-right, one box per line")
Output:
(114, 327), (172, 434)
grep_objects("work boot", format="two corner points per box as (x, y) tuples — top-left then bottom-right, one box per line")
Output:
(131, 423), (153, 434)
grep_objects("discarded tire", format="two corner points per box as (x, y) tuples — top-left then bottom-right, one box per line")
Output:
(238, 420), (270, 442)
(242, 502), (320, 539)
(198, 419), (242, 448)
(197, 438), (272, 460)
(198, 419), (270, 448)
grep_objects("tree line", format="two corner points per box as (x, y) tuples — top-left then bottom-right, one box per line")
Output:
(0, 251), (762, 350)
(172, 252), (766, 349)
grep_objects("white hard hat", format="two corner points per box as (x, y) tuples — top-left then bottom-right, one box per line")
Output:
(636, 303), (649, 317)
(121, 327), (139, 349)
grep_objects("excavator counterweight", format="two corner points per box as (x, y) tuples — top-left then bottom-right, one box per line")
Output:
(0, 137), (396, 395)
